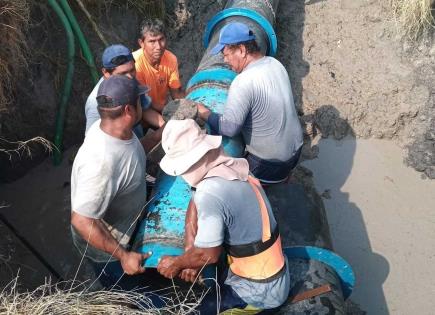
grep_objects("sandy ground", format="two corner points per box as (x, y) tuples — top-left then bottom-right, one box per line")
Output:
(302, 137), (435, 314)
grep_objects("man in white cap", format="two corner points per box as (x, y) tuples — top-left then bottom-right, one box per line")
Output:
(71, 75), (152, 290)
(197, 22), (303, 185)
(156, 119), (290, 313)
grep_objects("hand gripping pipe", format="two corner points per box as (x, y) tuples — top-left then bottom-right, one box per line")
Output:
(134, 1), (354, 312)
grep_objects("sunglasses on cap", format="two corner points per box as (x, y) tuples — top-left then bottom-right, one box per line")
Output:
(110, 54), (133, 67)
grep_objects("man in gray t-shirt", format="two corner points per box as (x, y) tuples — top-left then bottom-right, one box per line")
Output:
(198, 22), (303, 184)
(156, 119), (290, 313)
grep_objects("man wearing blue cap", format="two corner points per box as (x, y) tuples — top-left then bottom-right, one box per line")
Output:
(198, 22), (303, 185)
(84, 44), (152, 139)
(72, 75), (154, 290)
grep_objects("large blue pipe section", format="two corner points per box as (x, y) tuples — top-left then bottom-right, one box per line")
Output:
(134, 1), (354, 312)
(134, 0), (278, 269)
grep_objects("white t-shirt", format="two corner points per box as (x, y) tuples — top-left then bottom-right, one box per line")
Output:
(71, 121), (147, 262)
(84, 78), (104, 134)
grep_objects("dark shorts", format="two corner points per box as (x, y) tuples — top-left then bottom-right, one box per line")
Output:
(246, 146), (302, 184)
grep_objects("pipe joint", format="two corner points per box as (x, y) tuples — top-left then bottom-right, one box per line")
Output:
(204, 8), (278, 56)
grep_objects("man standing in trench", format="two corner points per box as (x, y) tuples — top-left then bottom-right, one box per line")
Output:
(197, 22), (303, 185)
(71, 75), (152, 290)
(156, 119), (290, 314)
(133, 18), (185, 130)
(84, 44), (151, 138)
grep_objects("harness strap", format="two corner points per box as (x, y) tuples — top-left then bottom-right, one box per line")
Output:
(226, 176), (285, 280)
(247, 176), (271, 241)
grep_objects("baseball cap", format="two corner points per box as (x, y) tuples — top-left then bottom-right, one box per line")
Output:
(102, 44), (134, 69)
(96, 75), (149, 108)
(210, 22), (256, 55)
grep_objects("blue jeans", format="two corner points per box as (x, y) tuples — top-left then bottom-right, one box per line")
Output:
(198, 265), (281, 314)
(246, 146), (302, 184)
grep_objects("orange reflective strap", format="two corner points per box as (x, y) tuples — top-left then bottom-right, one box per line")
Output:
(228, 176), (285, 280)
(229, 235), (285, 280)
(247, 176), (271, 241)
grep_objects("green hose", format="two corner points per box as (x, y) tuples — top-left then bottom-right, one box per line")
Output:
(48, 0), (75, 165)
(58, 0), (99, 85)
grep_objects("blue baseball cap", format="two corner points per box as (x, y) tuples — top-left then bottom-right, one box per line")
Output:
(102, 44), (134, 69)
(210, 22), (256, 55)
(97, 75), (150, 108)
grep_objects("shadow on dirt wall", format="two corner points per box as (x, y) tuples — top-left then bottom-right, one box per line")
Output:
(303, 105), (390, 314)
(277, 4), (390, 311)
(276, 0), (310, 114)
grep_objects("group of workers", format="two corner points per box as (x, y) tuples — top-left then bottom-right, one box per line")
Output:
(70, 18), (303, 314)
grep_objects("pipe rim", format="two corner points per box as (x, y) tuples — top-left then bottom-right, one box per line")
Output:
(204, 8), (278, 57)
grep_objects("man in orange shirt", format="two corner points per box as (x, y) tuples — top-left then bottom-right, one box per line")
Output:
(133, 18), (185, 129)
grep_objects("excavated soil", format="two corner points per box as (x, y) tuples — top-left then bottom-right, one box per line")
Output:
(0, 0), (434, 313)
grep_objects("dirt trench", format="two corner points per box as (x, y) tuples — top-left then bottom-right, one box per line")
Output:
(1, 0), (434, 181)
(0, 0), (433, 313)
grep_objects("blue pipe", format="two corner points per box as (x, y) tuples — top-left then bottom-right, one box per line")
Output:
(134, 0), (354, 310)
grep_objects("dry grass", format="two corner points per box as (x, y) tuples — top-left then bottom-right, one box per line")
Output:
(391, 0), (435, 39)
(82, 0), (165, 19)
(0, 136), (55, 160)
(0, 0), (30, 112)
(0, 275), (207, 314)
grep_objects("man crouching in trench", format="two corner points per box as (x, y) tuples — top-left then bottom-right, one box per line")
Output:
(156, 119), (290, 314)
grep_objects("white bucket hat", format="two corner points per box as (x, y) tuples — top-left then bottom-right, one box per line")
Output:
(160, 119), (222, 176)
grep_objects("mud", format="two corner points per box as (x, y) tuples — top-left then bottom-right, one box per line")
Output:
(162, 99), (199, 121)
(276, 0), (435, 177)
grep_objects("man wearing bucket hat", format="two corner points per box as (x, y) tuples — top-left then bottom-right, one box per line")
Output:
(197, 22), (303, 185)
(71, 75), (153, 289)
(84, 44), (153, 139)
(156, 119), (290, 313)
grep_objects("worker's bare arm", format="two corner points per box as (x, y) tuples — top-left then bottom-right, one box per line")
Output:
(71, 211), (150, 275)
(140, 124), (164, 153)
(179, 199), (200, 282)
(197, 103), (211, 121)
(142, 107), (165, 129)
(157, 246), (222, 279)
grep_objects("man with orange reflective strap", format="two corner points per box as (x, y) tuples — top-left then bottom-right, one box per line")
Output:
(133, 18), (185, 130)
(156, 119), (290, 314)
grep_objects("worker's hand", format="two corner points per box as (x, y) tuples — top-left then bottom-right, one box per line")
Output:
(179, 268), (200, 283)
(157, 255), (181, 279)
(197, 103), (211, 121)
(120, 251), (151, 275)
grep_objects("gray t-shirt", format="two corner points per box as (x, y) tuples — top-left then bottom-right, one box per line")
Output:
(214, 56), (303, 161)
(194, 177), (290, 309)
(84, 77), (104, 134)
(71, 121), (147, 262)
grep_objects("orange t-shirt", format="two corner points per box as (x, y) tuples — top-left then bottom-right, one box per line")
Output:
(133, 48), (181, 112)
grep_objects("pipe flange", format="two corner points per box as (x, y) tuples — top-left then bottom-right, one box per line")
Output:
(284, 246), (355, 300)
(204, 8), (278, 56)
(186, 68), (236, 90)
